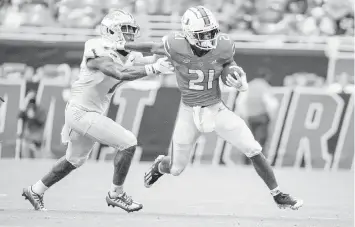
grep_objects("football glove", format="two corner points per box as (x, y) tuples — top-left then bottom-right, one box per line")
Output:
(226, 66), (248, 92)
(145, 57), (174, 76)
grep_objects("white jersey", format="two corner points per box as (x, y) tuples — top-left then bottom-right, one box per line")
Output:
(69, 38), (145, 113)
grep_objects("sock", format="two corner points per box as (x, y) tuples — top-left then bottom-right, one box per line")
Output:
(110, 183), (123, 197)
(250, 153), (278, 190)
(113, 146), (135, 186)
(32, 180), (48, 195)
(158, 156), (171, 174)
(41, 156), (76, 188)
(270, 186), (281, 196)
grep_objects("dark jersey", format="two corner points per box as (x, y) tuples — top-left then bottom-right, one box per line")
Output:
(163, 32), (235, 107)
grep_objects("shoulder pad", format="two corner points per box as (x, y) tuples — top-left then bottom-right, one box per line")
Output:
(162, 32), (188, 57)
(84, 38), (111, 59)
(216, 33), (235, 60)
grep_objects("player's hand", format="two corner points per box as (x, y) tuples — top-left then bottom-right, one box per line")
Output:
(152, 57), (174, 74)
(226, 67), (248, 92)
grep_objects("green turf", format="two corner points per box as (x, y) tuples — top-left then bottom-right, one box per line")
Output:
(0, 159), (353, 227)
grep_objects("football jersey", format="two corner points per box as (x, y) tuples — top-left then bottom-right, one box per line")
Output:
(70, 38), (142, 113)
(163, 32), (235, 107)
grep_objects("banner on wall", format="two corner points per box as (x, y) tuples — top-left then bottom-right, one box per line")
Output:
(0, 81), (353, 170)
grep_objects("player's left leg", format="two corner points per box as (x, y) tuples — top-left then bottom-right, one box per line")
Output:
(215, 107), (303, 210)
(66, 109), (141, 212)
(144, 103), (201, 187)
(70, 111), (141, 212)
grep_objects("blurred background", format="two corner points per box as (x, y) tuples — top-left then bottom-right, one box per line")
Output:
(0, 0), (353, 170)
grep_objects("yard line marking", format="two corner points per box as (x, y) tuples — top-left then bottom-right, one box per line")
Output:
(280, 216), (339, 220)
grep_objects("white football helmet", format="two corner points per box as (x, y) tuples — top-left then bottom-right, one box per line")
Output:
(100, 10), (140, 44)
(181, 6), (220, 50)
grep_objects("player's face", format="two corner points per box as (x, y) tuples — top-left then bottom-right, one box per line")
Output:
(121, 25), (138, 41)
(199, 32), (212, 40)
(193, 28), (219, 49)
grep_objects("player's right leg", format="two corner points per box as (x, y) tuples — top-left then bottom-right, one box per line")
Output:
(22, 133), (94, 210)
(215, 107), (303, 210)
(144, 103), (200, 188)
(22, 103), (139, 212)
(23, 105), (97, 211)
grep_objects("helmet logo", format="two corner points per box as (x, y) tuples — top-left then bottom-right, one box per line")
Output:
(182, 58), (190, 63)
(183, 18), (190, 25)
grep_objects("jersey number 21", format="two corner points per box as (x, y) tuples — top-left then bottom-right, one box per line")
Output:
(188, 69), (215, 91)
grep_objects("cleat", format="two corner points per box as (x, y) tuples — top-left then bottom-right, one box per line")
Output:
(106, 192), (142, 213)
(22, 186), (47, 211)
(274, 192), (303, 210)
(22, 193), (28, 200)
(144, 155), (165, 188)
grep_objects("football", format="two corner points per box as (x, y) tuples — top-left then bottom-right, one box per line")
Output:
(220, 65), (241, 86)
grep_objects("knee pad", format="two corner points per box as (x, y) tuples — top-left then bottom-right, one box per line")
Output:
(169, 143), (193, 176)
(170, 165), (185, 176)
(244, 141), (262, 158)
(126, 135), (138, 148)
(115, 132), (137, 150)
(65, 154), (89, 167)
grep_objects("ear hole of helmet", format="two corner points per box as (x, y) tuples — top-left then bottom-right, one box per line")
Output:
(108, 28), (114, 35)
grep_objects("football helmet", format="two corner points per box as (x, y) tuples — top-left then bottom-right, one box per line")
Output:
(100, 10), (140, 43)
(181, 6), (220, 50)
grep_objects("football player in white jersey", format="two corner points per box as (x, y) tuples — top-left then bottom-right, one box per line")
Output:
(22, 10), (173, 212)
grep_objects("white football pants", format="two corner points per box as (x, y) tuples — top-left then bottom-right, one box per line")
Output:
(170, 102), (262, 175)
(61, 103), (137, 167)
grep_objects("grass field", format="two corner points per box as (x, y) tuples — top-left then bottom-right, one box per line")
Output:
(0, 159), (353, 227)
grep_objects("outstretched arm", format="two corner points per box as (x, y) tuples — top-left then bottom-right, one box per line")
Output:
(87, 56), (172, 81)
(118, 36), (170, 56)
(132, 52), (158, 65)
(123, 41), (167, 56)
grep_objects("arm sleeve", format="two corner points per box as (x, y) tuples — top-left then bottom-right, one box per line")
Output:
(132, 52), (157, 65)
